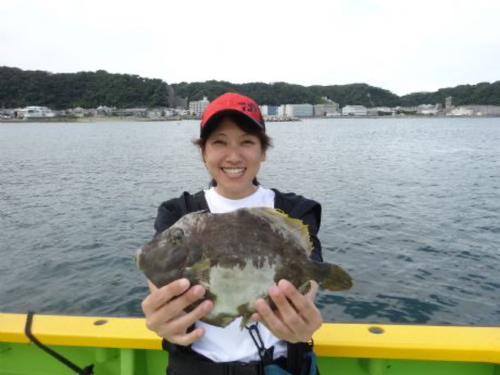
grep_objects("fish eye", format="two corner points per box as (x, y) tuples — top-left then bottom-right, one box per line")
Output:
(171, 228), (184, 241)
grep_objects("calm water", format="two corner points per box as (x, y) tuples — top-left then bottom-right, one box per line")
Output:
(1, 118), (499, 326)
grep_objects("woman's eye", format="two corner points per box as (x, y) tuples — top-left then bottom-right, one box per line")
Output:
(242, 140), (255, 145)
(212, 139), (225, 145)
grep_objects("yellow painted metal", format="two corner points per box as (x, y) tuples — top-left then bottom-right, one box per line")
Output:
(0, 313), (161, 350)
(313, 323), (500, 363)
(1, 313), (500, 364)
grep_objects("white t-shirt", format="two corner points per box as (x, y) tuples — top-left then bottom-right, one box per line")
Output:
(190, 186), (288, 363)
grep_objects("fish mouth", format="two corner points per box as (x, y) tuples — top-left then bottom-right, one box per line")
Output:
(221, 167), (246, 176)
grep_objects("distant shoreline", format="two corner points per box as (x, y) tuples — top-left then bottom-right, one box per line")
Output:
(1, 114), (498, 124)
(0, 116), (189, 123)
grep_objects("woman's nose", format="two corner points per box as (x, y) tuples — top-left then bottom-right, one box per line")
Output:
(225, 146), (243, 162)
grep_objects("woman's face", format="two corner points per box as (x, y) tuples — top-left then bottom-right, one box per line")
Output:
(203, 117), (265, 200)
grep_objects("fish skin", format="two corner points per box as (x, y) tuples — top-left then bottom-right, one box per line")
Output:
(136, 207), (353, 328)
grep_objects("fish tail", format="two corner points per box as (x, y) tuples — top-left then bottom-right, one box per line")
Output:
(313, 262), (353, 291)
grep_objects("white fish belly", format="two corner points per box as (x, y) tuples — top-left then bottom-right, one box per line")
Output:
(205, 261), (276, 318)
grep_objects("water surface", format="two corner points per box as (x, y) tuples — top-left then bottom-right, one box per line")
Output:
(1, 117), (499, 326)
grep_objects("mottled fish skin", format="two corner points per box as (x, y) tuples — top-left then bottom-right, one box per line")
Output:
(136, 208), (353, 328)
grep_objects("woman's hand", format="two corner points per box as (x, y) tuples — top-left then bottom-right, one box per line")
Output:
(252, 279), (323, 343)
(141, 278), (213, 346)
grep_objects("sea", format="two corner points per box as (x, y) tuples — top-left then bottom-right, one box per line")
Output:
(1, 117), (499, 326)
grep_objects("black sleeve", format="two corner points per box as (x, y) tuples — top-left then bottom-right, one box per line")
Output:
(154, 191), (209, 235)
(297, 203), (323, 262)
(154, 199), (183, 235)
(273, 190), (323, 262)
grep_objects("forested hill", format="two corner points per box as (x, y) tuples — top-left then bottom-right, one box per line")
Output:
(400, 82), (500, 106)
(0, 66), (174, 109)
(1, 66), (499, 109)
(172, 81), (402, 108)
(172, 80), (500, 107)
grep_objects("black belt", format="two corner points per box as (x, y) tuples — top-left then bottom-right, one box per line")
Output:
(168, 349), (288, 375)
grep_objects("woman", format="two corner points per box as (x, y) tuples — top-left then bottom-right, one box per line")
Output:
(141, 93), (324, 375)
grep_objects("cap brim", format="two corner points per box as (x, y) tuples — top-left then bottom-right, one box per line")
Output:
(200, 109), (265, 138)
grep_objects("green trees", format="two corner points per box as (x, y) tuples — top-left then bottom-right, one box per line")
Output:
(0, 67), (173, 109)
(399, 81), (500, 107)
(1, 66), (499, 109)
(172, 81), (403, 107)
(172, 80), (500, 107)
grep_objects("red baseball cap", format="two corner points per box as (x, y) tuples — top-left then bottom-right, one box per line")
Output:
(200, 92), (265, 138)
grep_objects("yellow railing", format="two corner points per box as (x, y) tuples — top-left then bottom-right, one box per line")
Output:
(1, 313), (499, 363)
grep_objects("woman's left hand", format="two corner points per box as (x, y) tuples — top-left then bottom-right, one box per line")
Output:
(252, 279), (323, 343)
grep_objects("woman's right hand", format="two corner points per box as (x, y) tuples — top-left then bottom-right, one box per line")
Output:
(141, 278), (214, 346)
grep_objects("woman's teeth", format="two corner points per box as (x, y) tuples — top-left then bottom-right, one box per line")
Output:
(222, 167), (245, 175)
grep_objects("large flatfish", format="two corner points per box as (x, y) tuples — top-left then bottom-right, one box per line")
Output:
(136, 208), (352, 328)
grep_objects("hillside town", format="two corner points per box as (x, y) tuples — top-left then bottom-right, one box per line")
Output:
(2, 96), (500, 121)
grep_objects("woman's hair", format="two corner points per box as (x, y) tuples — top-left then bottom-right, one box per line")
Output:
(193, 112), (273, 188)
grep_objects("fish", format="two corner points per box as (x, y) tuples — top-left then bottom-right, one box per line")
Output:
(136, 207), (353, 328)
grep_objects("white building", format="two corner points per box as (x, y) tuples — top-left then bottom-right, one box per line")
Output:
(97, 106), (114, 116)
(445, 96), (453, 110)
(17, 106), (56, 119)
(314, 103), (339, 117)
(466, 105), (500, 116)
(67, 107), (87, 117)
(189, 96), (210, 116)
(418, 104), (439, 115)
(292, 104), (313, 117)
(447, 107), (473, 116)
(278, 104), (313, 117)
(278, 105), (292, 117)
(342, 105), (367, 116)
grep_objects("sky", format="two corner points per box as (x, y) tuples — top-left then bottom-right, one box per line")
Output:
(1, 0), (499, 96)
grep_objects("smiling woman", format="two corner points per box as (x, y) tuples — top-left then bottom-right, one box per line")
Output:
(200, 118), (266, 199)
(140, 92), (326, 375)
(194, 112), (272, 199)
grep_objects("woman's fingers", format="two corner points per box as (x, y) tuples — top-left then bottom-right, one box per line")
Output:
(254, 280), (323, 343)
(271, 284), (308, 330)
(278, 280), (321, 327)
(170, 327), (206, 347)
(166, 284), (207, 316)
(141, 279), (190, 315)
(155, 298), (213, 345)
(165, 299), (213, 337)
(141, 278), (214, 345)
(254, 296), (294, 338)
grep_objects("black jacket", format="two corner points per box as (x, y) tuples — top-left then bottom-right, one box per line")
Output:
(154, 188), (323, 262)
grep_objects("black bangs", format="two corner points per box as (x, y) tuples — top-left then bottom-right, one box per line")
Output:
(201, 110), (264, 139)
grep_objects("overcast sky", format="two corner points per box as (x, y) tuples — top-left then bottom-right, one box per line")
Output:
(1, 0), (499, 96)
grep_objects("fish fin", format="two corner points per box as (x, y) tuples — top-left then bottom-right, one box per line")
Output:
(237, 303), (255, 330)
(240, 314), (252, 330)
(256, 208), (313, 256)
(317, 263), (353, 291)
(185, 258), (211, 281)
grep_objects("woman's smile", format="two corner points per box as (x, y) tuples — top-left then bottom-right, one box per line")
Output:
(221, 167), (246, 176)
